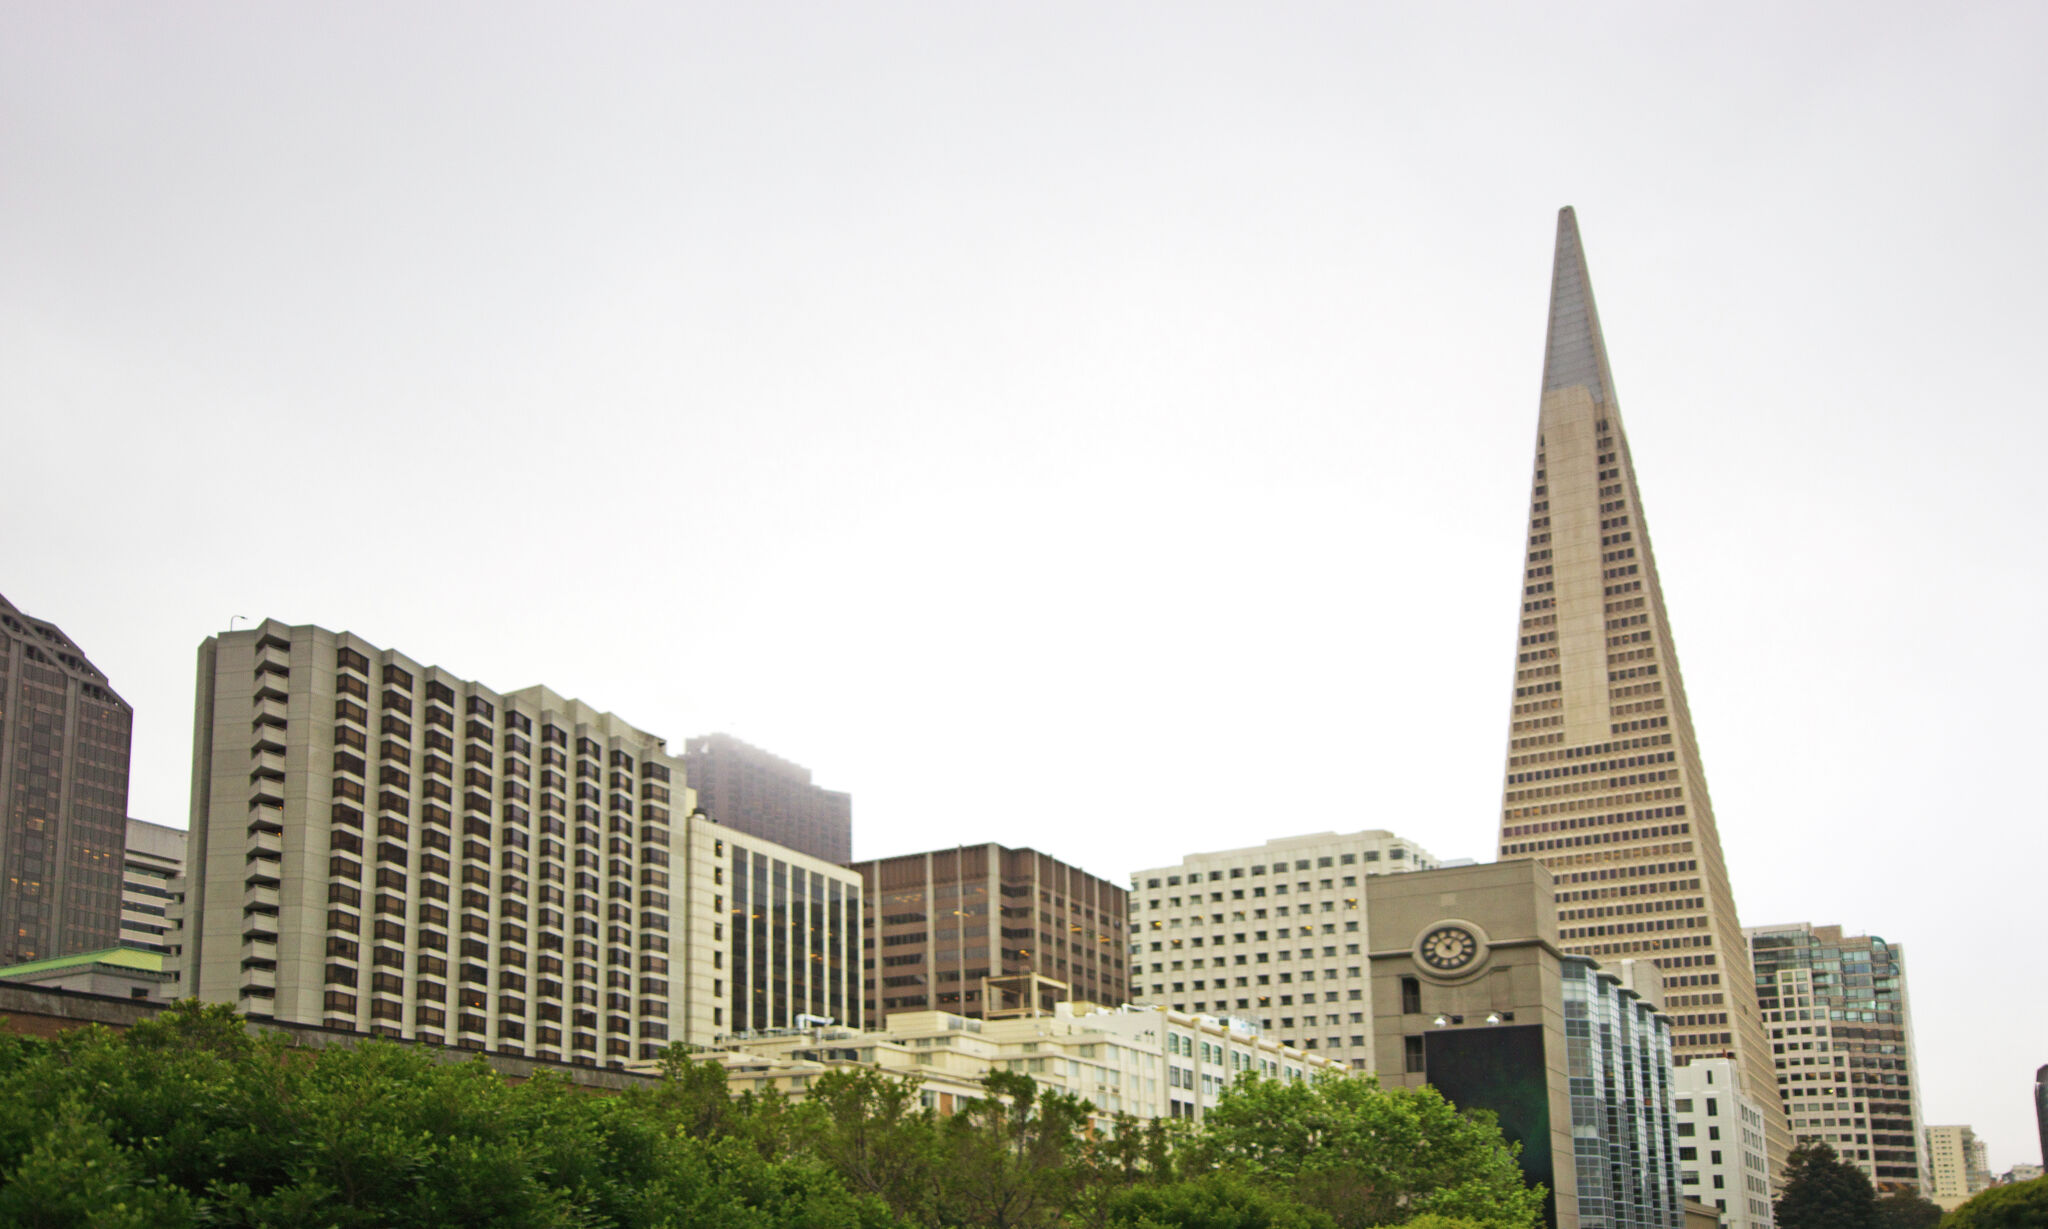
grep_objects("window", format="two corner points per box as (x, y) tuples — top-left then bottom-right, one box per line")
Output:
(1400, 977), (1421, 1014)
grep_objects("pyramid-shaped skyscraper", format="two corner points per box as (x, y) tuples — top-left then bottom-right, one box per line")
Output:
(1496, 207), (1790, 1173)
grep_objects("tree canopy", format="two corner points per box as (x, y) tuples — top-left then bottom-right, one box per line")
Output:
(0, 1002), (1547, 1229)
(1774, 1142), (1879, 1229)
(1938, 1176), (2048, 1229)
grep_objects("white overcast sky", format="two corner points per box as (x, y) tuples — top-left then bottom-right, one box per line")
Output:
(5, 2), (2043, 1168)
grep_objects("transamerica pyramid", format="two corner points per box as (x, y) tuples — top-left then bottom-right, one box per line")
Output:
(1497, 207), (1791, 1174)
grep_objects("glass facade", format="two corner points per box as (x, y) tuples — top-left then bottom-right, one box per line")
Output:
(0, 597), (130, 965)
(731, 842), (857, 1032)
(1562, 957), (1683, 1229)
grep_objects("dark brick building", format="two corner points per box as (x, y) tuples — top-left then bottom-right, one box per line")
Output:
(0, 593), (131, 964)
(682, 733), (850, 864)
(852, 843), (1127, 1024)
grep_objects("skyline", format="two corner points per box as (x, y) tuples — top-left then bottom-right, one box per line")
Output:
(4, 3), (2043, 1168)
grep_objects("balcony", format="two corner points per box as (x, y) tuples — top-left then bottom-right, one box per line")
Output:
(240, 965), (277, 992)
(251, 722), (287, 753)
(249, 777), (285, 808)
(240, 936), (278, 967)
(247, 803), (284, 834)
(252, 697), (290, 729)
(244, 862), (281, 889)
(248, 829), (283, 858)
(240, 912), (279, 941)
(252, 643), (292, 674)
(243, 883), (280, 912)
(249, 749), (287, 779)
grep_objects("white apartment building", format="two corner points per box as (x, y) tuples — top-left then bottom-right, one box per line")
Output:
(1925, 1124), (1993, 1211)
(182, 622), (858, 1068)
(1129, 830), (1438, 1072)
(712, 1001), (1337, 1126)
(122, 818), (185, 953)
(1673, 1058), (1774, 1229)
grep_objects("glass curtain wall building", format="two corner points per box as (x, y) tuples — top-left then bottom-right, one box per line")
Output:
(727, 836), (859, 1033)
(1563, 956), (1684, 1229)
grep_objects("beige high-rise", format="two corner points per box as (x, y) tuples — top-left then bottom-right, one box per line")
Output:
(1495, 209), (1789, 1172)
(183, 622), (859, 1066)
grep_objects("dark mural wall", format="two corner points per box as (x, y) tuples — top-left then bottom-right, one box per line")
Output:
(1426, 1025), (1556, 1228)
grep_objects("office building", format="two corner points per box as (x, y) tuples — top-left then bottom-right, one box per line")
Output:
(0, 593), (131, 964)
(1748, 922), (1924, 1193)
(1367, 860), (1684, 1229)
(183, 621), (858, 1065)
(1128, 830), (1438, 1071)
(1926, 1125), (1993, 1210)
(682, 733), (851, 864)
(852, 843), (1126, 1025)
(121, 818), (184, 954)
(1491, 209), (1788, 1171)
(1672, 1058), (1774, 1229)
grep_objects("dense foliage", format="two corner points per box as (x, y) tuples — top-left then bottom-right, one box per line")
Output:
(1775, 1142), (1879, 1229)
(1871, 1189), (1945, 1229)
(1938, 1176), (2048, 1229)
(0, 1001), (1543, 1228)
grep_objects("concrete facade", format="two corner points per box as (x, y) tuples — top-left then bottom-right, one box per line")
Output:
(1367, 861), (1684, 1229)
(1925, 1124), (1992, 1211)
(0, 945), (174, 1002)
(122, 818), (184, 954)
(1128, 829), (1438, 1072)
(1747, 922), (1924, 1193)
(710, 1001), (1335, 1126)
(183, 622), (857, 1068)
(1673, 1059), (1774, 1229)
(682, 733), (852, 864)
(0, 593), (132, 964)
(1492, 210), (1789, 1176)
(853, 843), (1126, 1026)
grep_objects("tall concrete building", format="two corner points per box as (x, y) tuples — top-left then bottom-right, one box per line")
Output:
(0, 594), (131, 964)
(682, 733), (851, 864)
(1492, 210), (1788, 1169)
(1748, 922), (1924, 1193)
(121, 818), (184, 954)
(185, 622), (859, 1066)
(1925, 1124), (1992, 1211)
(1129, 830), (1439, 1071)
(853, 843), (1126, 1026)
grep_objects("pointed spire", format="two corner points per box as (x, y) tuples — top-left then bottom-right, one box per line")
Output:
(1540, 206), (1615, 404)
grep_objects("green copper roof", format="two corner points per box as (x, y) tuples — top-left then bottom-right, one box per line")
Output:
(0, 946), (167, 980)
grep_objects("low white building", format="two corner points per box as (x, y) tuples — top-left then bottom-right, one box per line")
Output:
(708, 1001), (1338, 1127)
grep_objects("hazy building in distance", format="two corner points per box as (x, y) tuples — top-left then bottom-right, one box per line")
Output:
(1672, 1058), (1775, 1229)
(1925, 1124), (1993, 1211)
(183, 621), (858, 1067)
(682, 733), (851, 864)
(0, 593), (132, 965)
(1366, 860), (1684, 1229)
(852, 843), (1126, 1026)
(1128, 829), (1439, 1072)
(1491, 208), (1789, 1171)
(2037, 1064), (2047, 1169)
(121, 818), (184, 954)
(1748, 922), (1925, 1193)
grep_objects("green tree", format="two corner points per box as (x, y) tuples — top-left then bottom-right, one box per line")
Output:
(1191, 1075), (1541, 1229)
(1774, 1142), (1878, 1229)
(934, 1070), (1094, 1229)
(1872, 1189), (1944, 1229)
(1081, 1171), (1334, 1229)
(1939, 1176), (2048, 1229)
(795, 1066), (942, 1224)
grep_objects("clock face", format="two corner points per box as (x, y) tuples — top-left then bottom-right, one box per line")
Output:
(1419, 925), (1481, 972)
